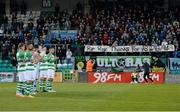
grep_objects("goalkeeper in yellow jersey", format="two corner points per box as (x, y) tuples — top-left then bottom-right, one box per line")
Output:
(131, 70), (139, 84)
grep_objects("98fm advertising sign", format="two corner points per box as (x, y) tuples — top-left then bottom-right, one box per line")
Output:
(88, 72), (165, 84)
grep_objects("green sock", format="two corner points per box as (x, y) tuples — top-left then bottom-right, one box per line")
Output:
(28, 82), (32, 95)
(39, 79), (43, 92)
(42, 79), (46, 91)
(25, 82), (31, 95)
(30, 82), (33, 95)
(49, 79), (53, 90)
(24, 82), (27, 95)
(16, 82), (23, 94)
(46, 80), (50, 91)
(47, 79), (53, 91)
(22, 82), (26, 95)
(40, 79), (46, 92)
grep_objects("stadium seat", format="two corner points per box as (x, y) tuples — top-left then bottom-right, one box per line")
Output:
(0, 60), (3, 64)
(0, 59), (16, 72)
(3, 60), (9, 64)
(0, 63), (7, 67)
(67, 64), (73, 70)
(5, 68), (11, 72)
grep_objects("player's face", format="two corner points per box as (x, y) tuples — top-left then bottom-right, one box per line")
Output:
(39, 46), (42, 50)
(21, 45), (25, 51)
(29, 44), (33, 50)
(31, 49), (35, 54)
(50, 48), (55, 53)
(43, 47), (47, 52)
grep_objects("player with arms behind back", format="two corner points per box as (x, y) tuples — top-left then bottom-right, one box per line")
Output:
(24, 44), (35, 98)
(16, 43), (26, 97)
(39, 47), (49, 92)
(47, 47), (57, 92)
(31, 47), (41, 93)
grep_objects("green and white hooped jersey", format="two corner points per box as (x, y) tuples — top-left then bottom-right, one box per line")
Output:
(48, 53), (56, 70)
(24, 50), (35, 71)
(16, 50), (26, 72)
(40, 54), (49, 71)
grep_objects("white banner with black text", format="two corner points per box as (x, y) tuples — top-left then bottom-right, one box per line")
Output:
(84, 45), (175, 52)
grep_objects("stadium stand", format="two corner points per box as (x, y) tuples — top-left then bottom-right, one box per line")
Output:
(0, 0), (179, 68)
(0, 59), (16, 72)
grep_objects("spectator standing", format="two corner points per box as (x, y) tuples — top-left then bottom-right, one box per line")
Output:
(33, 37), (39, 46)
(86, 59), (94, 72)
(66, 49), (72, 64)
(10, 45), (17, 67)
(18, 30), (24, 43)
(161, 39), (168, 46)
(2, 42), (9, 60)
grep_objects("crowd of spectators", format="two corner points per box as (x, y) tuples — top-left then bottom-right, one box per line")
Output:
(0, 0), (180, 66)
(79, 1), (180, 48)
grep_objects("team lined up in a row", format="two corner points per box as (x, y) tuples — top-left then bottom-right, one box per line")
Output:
(16, 43), (57, 98)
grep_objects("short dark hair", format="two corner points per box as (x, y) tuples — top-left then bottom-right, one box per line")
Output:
(18, 43), (24, 49)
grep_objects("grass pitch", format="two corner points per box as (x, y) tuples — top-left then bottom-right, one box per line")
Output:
(0, 83), (180, 111)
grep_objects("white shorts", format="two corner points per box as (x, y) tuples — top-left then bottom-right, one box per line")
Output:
(48, 69), (55, 79)
(40, 70), (48, 78)
(34, 64), (40, 79)
(24, 71), (34, 81)
(32, 69), (37, 80)
(18, 71), (25, 82)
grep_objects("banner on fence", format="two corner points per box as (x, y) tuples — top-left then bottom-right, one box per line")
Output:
(95, 56), (151, 72)
(84, 45), (175, 52)
(151, 57), (166, 72)
(96, 56), (151, 67)
(169, 58), (180, 74)
(74, 56), (151, 72)
(0, 73), (15, 82)
(88, 72), (164, 83)
(51, 30), (77, 40)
